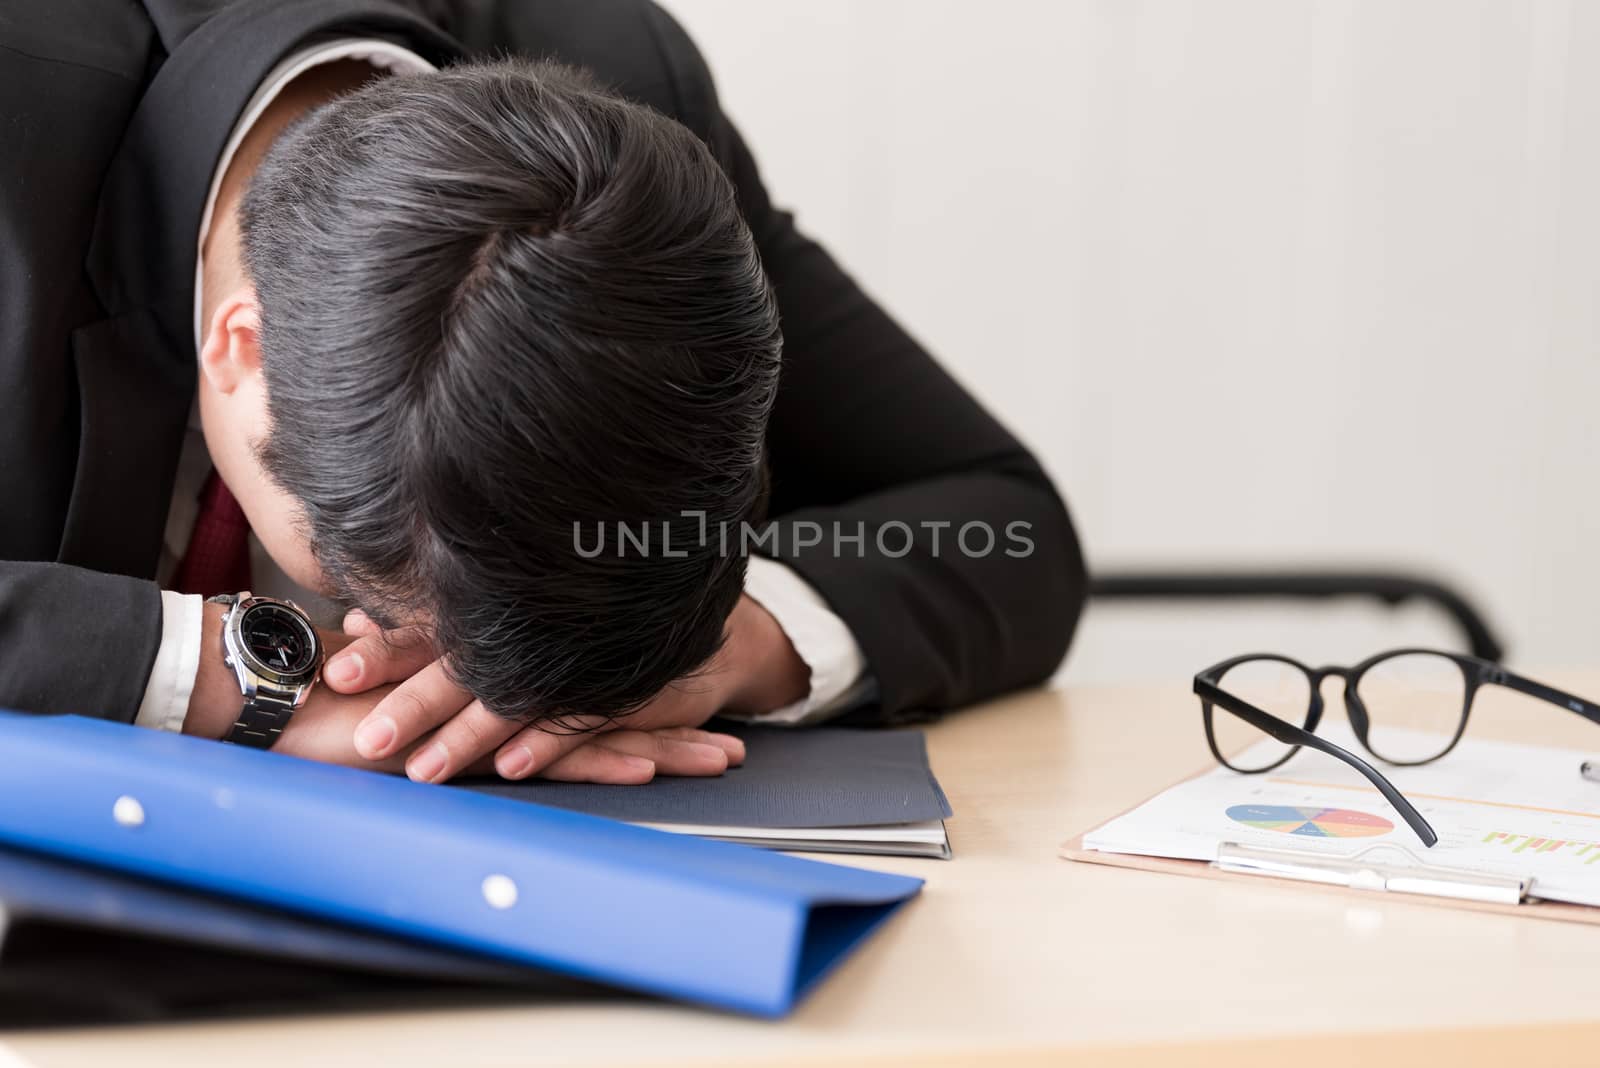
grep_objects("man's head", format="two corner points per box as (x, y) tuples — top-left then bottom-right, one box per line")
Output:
(199, 59), (780, 721)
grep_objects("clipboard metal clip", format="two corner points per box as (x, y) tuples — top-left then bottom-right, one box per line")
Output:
(1214, 841), (1530, 906)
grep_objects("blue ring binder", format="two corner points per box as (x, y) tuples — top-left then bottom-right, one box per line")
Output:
(0, 711), (923, 1016)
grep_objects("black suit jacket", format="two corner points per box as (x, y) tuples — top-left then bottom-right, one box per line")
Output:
(0, 0), (1087, 725)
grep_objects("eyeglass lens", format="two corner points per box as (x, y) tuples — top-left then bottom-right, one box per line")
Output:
(1208, 651), (1472, 771)
(1354, 651), (1468, 763)
(1208, 658), (1311, 771)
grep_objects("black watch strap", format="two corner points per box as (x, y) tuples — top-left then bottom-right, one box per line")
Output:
(227, 693), (298, 749)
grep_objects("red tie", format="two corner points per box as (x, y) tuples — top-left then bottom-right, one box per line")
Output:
(172, 471), (253, 597)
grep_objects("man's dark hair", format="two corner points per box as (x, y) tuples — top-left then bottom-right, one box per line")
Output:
(240, 59), (781, 722)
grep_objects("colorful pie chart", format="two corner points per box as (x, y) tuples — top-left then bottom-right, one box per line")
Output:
(1226, 804), (1393, 838)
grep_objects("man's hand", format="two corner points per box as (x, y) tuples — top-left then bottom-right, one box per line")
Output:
(323, 595), (809, 784)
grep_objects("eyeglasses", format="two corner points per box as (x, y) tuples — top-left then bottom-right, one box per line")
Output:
(1194, 648), (1600, 849)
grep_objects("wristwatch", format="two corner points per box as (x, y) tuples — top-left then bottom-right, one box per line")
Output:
(207, 592), (325, 749)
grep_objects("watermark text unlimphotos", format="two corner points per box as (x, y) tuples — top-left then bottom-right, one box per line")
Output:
(573, 512), (1034, 560)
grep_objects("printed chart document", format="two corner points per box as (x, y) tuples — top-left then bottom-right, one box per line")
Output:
(1082, 724), (1600, 907)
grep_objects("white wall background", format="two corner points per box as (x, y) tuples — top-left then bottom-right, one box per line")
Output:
(658, 0), (1600, 684)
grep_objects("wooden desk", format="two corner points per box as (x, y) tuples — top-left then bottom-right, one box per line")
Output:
(9, 676), (1600, 1067)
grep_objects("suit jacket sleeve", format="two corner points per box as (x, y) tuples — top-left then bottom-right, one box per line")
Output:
(0, 7), (167, 724)
(0, 563), (163, 721)
(644, 7), (1089, 723)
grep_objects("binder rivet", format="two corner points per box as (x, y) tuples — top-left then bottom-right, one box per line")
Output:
(112, 796), (145, 828)
(481, 874), (518, 909)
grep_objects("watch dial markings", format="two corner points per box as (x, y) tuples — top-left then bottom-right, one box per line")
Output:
(239, 603), (317, 675)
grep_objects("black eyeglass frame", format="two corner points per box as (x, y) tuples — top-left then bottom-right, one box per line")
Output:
(1193, 647), (1600, 850)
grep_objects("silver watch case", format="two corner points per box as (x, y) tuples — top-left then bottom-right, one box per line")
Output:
(220, 593), (325, 708)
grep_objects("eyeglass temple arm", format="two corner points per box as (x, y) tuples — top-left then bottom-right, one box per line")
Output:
(1484, 668), (1600, 729)
(1194, 678), (1440, 848)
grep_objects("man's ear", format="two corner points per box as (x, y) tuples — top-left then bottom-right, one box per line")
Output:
(199, 286), (263, 396)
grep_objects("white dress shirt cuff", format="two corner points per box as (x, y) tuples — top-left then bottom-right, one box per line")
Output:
(134, 590), (205, 733)
(737, 556), (867, 726)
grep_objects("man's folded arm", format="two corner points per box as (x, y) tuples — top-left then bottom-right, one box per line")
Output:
(743, 182), (1088, 721)
(735, 555), (868, 727)
(644, 10), (1089, 723)
(0, 562), (164, 721)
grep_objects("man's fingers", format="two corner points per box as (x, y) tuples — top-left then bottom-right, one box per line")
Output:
(537, 745), (657, 785)
(490, 714), (615, 780)
(342, 609), (381, 637)
(404, 700), (522, 784)
(353, 660), (471, 760)
(647, 726), (746, 766)
(592, 729), (732, 777)
(492, 727), (740, 783)
(610, 682), (721, 734)
(325, 628), (435, 694)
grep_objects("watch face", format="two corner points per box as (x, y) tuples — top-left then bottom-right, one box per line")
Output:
(239, 602), (317, 676)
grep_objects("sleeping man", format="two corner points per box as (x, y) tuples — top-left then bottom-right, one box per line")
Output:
(0, 0), (1086, 784)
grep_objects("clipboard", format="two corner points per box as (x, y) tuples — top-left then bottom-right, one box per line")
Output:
(1060, 773), (1600, 927)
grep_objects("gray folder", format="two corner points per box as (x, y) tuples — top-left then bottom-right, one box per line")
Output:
(462, 724), (952, 829)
